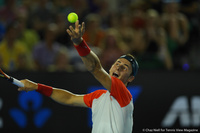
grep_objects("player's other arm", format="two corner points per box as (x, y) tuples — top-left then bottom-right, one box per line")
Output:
(51, 88), (86, 107)
(18, 79), (87, 107)
(66, 21), (111, 91)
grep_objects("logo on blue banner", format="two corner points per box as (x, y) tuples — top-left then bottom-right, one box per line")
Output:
(9, 91), (52, 128)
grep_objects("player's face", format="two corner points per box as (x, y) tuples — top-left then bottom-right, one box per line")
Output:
(109, 58), (134, 85)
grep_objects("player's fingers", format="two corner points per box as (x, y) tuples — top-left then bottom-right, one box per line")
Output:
(18, 80), (27, 91)
(66, 29), (73, 36)
(70, 26), (78, 37)
(18, 87), (24, 91)
(69, 26), (75, 34)
(78, 24), (81, 35)
(67, 31), (77, 42)
(67, 28), (76, 38)
(82, 22), (85, 28)
(82, 22), (85, 34)
(75, 20), (79, 29)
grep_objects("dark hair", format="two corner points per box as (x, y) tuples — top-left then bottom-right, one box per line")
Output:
(119, 54), (139, 77)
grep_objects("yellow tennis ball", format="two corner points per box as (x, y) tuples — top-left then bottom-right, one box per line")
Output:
(67, 12), (78, 23)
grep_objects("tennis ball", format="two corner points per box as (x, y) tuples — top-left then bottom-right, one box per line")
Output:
(67, 12), (78, 23)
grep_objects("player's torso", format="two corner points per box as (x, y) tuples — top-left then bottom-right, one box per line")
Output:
(91, 91), (133, 133)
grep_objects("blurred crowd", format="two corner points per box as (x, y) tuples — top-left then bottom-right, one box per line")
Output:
(0, 0), (199, 72)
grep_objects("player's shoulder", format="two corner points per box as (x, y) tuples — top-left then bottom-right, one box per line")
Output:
(85, 89), (107, 100)
(92, 89), (107, 96)
(84, 89), (107, 107)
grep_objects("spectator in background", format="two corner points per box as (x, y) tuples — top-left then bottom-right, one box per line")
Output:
(100, 28), (128, 71)
(30, 0), (56, 40)
(117, 11), (135, 48)
(147, 0), (163, 14)
(0, 56), (2, 68)
(0, 22), (30, 71)
(87, 0), (115, 28)
(70, 0), (89, 22)
(93, 0), (113, 29)
(55, 13), (71, 48)
(16, 11), (39, 53)
(130, 0), (147, 31)
(0, 22), (5, 41)
(33, 23), (62, 71)
(181, 0), (200, 69)
(181, 0), (200, 46)
(0, 0), (17, 26)
(0, 0), (198, 72)
(48, 48), (74, 72)
(161, 0), (189, 68)
(52, 0), (72, 15)
(82, 13), (105, 47)
(18, 0), (39, 29)
(138, 9), (173, 70)
(129, 0), (148, 56)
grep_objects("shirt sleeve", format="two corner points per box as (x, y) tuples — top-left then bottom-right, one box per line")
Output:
(84, 90), (107, 108)
(110, 77), (132, 107)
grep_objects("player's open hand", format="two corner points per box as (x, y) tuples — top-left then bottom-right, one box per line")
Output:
(18, 79), (38, 92)
(66, 20), (85, 45)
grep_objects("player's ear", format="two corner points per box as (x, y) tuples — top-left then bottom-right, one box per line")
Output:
(128, 76), (134, 83)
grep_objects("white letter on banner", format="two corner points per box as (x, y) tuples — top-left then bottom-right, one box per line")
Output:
(161, 96), (190, 127)
(191, 96), (200, 126)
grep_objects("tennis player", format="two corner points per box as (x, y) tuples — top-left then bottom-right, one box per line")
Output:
(18, 20), (139, 133)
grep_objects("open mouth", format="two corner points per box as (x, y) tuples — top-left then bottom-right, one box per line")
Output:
(112, 72), (119, 78)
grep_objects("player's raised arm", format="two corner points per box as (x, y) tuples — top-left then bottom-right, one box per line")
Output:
(66, 20), (111, 91)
